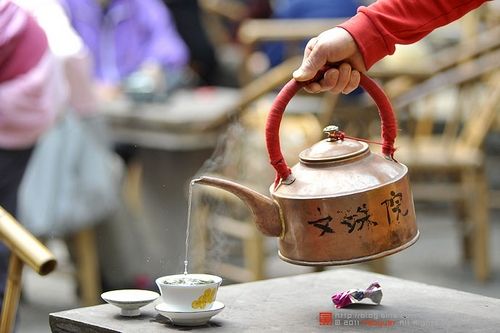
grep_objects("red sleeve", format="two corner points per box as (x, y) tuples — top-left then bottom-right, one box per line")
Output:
(338, 0), (488, 69)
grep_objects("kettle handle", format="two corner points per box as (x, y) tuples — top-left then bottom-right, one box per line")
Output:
(266, 69), (397, 186)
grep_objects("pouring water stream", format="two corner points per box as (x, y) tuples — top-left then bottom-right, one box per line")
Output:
(184, 179), (199, 275)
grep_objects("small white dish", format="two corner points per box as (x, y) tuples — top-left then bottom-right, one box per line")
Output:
(155, 300), (225, 326)
(101, 289), (159, 316)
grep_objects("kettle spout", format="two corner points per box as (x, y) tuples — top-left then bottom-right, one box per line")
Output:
(193, 176), (283, 237)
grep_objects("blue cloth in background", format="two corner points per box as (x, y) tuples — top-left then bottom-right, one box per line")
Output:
(273, 0), (359, 19)
(263, 0), (361, 67)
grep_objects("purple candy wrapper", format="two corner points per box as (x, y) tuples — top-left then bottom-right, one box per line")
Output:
(332, 282), (383, 308)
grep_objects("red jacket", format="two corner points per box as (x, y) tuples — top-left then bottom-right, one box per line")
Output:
(339, 0), (488, 69)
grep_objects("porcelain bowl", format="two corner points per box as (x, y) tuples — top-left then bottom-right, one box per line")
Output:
(155, 274), (222, 312)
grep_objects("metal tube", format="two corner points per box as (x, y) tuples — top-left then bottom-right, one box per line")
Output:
(0, 255), (23, 333)
(0, 207), (57, 275)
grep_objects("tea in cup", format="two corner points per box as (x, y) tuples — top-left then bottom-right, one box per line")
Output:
(155, 274), (222, 312)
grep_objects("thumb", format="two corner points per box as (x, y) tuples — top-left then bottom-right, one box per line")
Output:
(293, 39), (328, 81)
(293, 27), (359, 82)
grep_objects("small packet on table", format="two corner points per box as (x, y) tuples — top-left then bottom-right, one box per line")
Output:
(332, 282), (383, 308)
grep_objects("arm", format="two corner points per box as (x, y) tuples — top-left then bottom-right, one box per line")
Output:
(340, 0), (488, 69)
(294, 0), (488, 94)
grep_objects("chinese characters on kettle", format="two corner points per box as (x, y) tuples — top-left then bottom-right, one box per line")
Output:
(308, 191), (409, 237)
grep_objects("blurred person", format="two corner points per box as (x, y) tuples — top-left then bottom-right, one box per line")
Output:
(59, 0), (189, 102)
(0, 0), (64, 311)
(14, 0), (127, 308)
(13, 0), (96, 115)
(164, 0), (220, 86)
(293, 0), (488, 95)
(60, 0), (189, 163)
(163, 0), (271, 86)
(56, 0), (191, 292)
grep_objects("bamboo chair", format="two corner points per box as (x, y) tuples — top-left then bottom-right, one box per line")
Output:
(233, 15), (344, 128)
(369, 24), (500, 98)
(0, 207), (57, 333)
(388, 49), (500, 282)
(67, 228), (101, 306)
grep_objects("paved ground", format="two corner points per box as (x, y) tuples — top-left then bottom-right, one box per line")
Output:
(16, 204), (500, 333)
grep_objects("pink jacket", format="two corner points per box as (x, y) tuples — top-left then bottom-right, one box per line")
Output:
(0, 1), (61, 149)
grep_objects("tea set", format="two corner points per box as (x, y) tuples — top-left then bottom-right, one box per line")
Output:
(101, 273), (224, 326)
(102, 70), (419, 327)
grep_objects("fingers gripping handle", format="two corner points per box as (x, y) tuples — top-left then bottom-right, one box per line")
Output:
(265, 69), (397, 188)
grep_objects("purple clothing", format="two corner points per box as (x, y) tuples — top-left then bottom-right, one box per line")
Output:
(60, 0), (188, 84)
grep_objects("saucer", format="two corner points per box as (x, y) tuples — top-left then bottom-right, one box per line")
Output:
(101, 289), (159, 316)
(155, 301), (225, 326)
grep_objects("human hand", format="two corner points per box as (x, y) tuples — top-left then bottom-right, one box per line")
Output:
(293, 27), (366, 94)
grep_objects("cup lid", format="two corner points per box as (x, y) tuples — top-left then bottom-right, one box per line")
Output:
(299, 138), (369, 163)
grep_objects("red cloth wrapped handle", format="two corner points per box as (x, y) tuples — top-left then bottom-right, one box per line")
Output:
(265, 70), (397, 186)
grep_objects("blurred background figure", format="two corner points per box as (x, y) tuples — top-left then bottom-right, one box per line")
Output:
(14, 0), (96, 115)
(59, 0), (190, 164)
(163, 0), (220, 86)
(0, 0), (63, 312)
(13, 0), (125, 310)
(59, 0), (189, 103)
(53, 0), (195, 294)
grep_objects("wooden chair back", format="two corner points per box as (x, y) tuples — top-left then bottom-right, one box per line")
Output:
(370, 24), (500, 101)
(394, 48), (500, 155)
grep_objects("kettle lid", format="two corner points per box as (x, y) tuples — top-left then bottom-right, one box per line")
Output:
(299, 126), (369, 163)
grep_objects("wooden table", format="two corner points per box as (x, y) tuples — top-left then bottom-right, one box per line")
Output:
(50, 268), (500, 332)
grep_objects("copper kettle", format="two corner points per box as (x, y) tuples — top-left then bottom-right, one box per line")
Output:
(194, 71), (418, 266)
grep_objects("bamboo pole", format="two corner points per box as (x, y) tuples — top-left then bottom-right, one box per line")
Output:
(0, 255), (23, 333)
(0, 206), (57, 332)
(0, 207), (56, 275)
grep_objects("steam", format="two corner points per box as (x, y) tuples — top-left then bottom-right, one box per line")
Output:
(185, 122), (247, 276)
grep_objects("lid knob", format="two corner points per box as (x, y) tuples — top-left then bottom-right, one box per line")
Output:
(323, 125), (345, 142)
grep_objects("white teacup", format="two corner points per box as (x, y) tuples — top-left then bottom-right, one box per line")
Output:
(155, 274), (222, 312)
